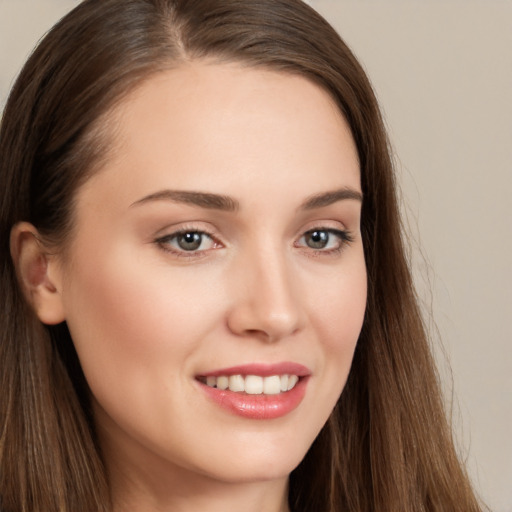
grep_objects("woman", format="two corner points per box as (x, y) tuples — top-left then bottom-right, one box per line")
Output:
(0, 0), (484, 510)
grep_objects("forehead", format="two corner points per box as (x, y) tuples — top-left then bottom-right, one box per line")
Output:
(78, 61), (360, 210)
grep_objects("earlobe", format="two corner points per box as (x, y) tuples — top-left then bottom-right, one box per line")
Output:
(10, 222), (66, 325)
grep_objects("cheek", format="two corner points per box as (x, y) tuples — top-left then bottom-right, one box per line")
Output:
(313, 254), (367, 348)
(308, 250), (367, 394)
(60, 245), (223, 396)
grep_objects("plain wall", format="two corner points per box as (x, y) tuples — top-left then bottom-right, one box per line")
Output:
(1, 1), (511, 511)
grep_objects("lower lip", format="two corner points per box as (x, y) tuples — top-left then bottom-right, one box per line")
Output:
(198, 377), (308, 420)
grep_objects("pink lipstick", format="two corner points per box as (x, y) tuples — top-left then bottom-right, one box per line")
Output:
(196, 362), (310, 420)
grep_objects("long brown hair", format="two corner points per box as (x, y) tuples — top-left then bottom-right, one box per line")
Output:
(0, 0), (484, 510)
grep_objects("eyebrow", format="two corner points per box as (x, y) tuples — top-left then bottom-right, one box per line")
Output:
(130, 187), (362, 212)
(300, 188), (363, 210)
(130, 190), (239, 211)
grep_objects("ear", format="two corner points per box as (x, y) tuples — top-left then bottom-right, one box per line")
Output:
(10, 222), (66, 325)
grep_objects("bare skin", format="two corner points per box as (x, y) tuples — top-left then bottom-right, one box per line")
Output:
(12, 62), (366, 511)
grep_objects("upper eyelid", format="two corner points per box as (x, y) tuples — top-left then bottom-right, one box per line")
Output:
(154, 222), (220, 239)
(301, 217), (348, 228)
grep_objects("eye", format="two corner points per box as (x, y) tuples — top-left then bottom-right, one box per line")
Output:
(297, 228), (353, 253)
(155, 230), (218, 254)
(174, 232), (208, 251)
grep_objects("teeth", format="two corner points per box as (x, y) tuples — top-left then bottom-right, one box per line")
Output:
(287, 375), (299, 391)
(280, 374), (289, 392)
(263, 375), (281, 395)
(204, 374), (300, 394)
(245, 375), (263, 395)
(217, 376), (229, 390)
(229, 375), (244, 392)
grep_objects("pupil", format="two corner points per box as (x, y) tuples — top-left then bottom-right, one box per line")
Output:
(308, 231), (328, 249)
(178, 232), (202, 251)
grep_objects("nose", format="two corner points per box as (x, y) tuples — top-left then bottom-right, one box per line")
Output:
(226, 248), (304, 343)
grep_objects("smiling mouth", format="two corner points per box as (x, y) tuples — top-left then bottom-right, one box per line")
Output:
(197, 374), (300, 395)
(196, 364), (310, 419)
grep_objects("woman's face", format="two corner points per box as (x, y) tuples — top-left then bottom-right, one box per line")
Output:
(54, 63), (366, 488)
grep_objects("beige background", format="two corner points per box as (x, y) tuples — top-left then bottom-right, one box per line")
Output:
(1, 1), (511, 510)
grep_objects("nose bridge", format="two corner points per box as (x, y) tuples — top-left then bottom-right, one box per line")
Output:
(228, 239), (303, 342)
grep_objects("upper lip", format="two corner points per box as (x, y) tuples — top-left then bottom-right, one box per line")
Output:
(198, 362), (311, 378)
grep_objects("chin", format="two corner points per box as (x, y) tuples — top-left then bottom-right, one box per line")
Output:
(193, 435), (312, 485)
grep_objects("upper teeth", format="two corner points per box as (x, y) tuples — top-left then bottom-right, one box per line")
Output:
(205, 374), (299, 395)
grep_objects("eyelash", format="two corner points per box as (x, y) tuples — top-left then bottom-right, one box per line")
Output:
(296, 228), (354, 257)
(154, 228), (220, 260)
(154, 227), (354, 260)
